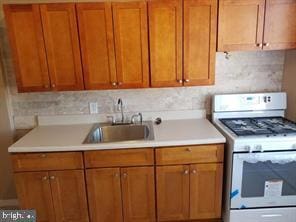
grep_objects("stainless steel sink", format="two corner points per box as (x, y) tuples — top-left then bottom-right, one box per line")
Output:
(83, 121), (154, 144)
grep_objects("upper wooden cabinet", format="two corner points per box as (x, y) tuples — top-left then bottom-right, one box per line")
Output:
(3, 4), (50, 92)
(148, 0), (217, 87)
(40, 3), (84, 91)
(183, 0), (217, 86)
(218, 0), (265, 51)
(148, 0), (183, 87)
(264, 0), (296, 50)
(112, 2), (149, 89)
(77, 3), (117, 90)
(218, 0), (296, 51)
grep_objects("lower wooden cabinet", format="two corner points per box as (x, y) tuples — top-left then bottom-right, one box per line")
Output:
(12, 146), (224, 222)
(15, 172), (55, 222)
(157, 165), (190, 221)
(15, 170), (89, 222)
(156, 163), (223, 221)
(87, 167), (156, 222)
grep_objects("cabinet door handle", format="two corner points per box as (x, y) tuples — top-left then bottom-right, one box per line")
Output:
(263, 42), (270, 47)
(192, 170), (197, 174)
(52, 83), (56, 88)
(42, 176), (48, 181)
(122, 173), (128, 178)
(111, 82), (117, 86)
(184, 170), (189, 175)
(40, 154), (46, 158)
(114, 173), (120, 178)
(44, 84), (49, 88)
(177, 79), (183, 84)
(118, 82), (122, 86)
(50, 176), (55, 180)
(184, 79), (190, 83)
(256, 43), (263, 47)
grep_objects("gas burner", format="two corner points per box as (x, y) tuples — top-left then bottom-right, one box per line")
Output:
(219, 117), (296, 137)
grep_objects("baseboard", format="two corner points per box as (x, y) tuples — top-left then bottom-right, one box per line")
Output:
(0, 199), (19, 207)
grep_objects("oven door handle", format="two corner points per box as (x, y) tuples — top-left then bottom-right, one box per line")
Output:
(261, 214), (283, 218)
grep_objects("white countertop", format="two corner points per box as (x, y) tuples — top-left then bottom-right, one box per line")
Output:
(9, 119), (226, 153)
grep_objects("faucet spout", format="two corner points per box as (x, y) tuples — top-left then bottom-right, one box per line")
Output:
(117, 98), (124, 123)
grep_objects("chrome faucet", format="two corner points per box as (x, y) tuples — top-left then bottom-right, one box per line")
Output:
(117, 98), (124, 123)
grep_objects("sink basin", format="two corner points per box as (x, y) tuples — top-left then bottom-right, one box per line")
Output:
(83, 121), (154, 144)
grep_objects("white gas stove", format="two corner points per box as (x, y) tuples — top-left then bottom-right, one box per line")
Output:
(212, 92), (296, 222)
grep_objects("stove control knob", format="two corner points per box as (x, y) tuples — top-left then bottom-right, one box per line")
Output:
(292, 144), (296, 150)
(244, 145), (251, 152)
(255, 145), (263, 152)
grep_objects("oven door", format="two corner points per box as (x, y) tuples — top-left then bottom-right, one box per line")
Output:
(231, 151), (296, 209)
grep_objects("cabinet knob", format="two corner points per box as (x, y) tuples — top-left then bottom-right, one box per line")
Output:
(192, 170), (197, 174)
(50, 176), (55, 180)
(40, 154), (46, 158)
(184, 79), (190, 83)
(44, 84), (49, 89)
(177, 79), (183, 83)
(184, 170), (189, 175)
(263, 42), (270, 47)
(112, 82), (117, 86)
(52, 83), (56, 88)
(114, 173), (120, 177)
(256, 43), (263, 47)
(42, 176), (48, 181)
(186, 147), (192, 152)
(122, 173), (128, 178)
(118, 82), (122, 86)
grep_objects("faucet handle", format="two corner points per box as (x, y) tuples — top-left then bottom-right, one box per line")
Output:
(131, 113), (143, 124)
(107, 115), (116, 124)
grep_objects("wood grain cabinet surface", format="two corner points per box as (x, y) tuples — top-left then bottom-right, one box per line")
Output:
(40, 3), (84, 91)
(15, 170), (89, 222)
(218, 0), (296, 51)
(11, 145), (224, 222)
(3, 4), (50, 93)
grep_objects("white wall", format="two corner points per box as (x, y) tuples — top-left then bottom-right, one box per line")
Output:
(283, 50), (296, 121)
(0, 52), (15, 201)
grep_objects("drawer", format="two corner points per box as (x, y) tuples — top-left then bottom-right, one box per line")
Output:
(85, 148), (154, 168)
(155, 144), (224, 165)
(11, 152), (84, 172)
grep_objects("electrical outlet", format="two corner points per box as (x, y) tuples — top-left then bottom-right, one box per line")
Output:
(89, 102), (98, 114)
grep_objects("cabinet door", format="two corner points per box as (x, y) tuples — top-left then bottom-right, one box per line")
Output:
(40, 3), (84, 91)
(148, 0), (183, 87)
(184, 0), (217, 86)
(112, 2), (149, 88)
(77, 3), (117, 90)
(86, 168), (123, 222)
(218, 0), (265, 51)
(14, 172), (55, 222)
(49, 170), (89, 222)
(156, 165), (190, 221)
(121, 167), (156, 222)
(189, 163), (223, 220)
(264, 0), (296, 50)
(3, 4), (50, 92)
